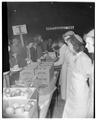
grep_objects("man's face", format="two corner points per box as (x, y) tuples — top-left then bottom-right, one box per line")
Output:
(67, 41), (75, 54)
(12, 39), (18, 45)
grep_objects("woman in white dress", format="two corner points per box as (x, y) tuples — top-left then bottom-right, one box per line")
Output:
(62, 33), (92, 118)
(84, 29), (94, 118)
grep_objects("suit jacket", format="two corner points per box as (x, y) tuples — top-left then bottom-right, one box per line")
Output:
(30, 45), (43, 62)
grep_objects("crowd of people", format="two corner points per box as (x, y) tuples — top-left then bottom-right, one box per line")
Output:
(8, 34), (53, 67)
(8, 29), (94, 118)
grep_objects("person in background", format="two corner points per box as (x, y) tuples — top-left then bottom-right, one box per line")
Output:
(30, 42), (38, 62)
(9, 38), (27, 68)
(9, 39), (17, 68)
(47, 38), (53, 51)
(17, 43), (27, 67)
(38, 35), (48, 52)
(84, 29), (94, 62)
(62, 32), (92, 118)
(52, 41), (60, 57)
(84, 29), (94, 118)
(26, 42), (34, 63)
(28, 36), (43, 62)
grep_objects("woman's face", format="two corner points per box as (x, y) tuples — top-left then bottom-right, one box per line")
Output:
(85, 37), (94, 53)
(67, 41), (75, 54)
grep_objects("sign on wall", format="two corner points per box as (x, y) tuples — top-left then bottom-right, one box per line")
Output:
(12, 24), (27, 35)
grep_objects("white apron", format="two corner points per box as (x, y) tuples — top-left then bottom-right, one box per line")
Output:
(60, 60), (68, 100)
(88, 63), (94, 118)
(62, 52), (92, 118)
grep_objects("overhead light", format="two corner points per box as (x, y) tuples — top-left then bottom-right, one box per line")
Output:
(13, 10), (16, 12)
(46, 26), (74, 30)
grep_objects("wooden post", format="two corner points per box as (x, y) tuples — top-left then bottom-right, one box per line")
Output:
(19, 26), (24, 47)
(20, 34), (24, 47)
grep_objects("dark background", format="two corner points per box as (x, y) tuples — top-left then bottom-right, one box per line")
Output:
(2, 2), (95, 72)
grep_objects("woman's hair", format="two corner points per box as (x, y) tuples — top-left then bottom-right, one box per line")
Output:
(67, 35), (85, 53)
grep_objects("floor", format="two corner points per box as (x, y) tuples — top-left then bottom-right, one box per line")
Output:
(52, 94), (65, 118)
(46, 89), (65, 118)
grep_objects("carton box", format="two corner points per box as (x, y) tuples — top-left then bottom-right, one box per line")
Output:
(38, 77), (56, 95)
(35, 64), (54, 85)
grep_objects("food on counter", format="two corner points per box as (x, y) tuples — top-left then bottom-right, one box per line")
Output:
(13, 103), (19, 109)
(20, 91), (25, 96)
(15, 89), (21, 95)
(5, 94), (10, 97)
(24, 103), (32, 111)
(3, 87), (38, 118)
(10, 91), (16, 97)
(10, 65), (22, 72)
(20, 104), (25, 107)
(15, 107), (24, 114)
(3, 88), (32, 98)
(5, 101), (35, 115)
(6, 107), (15, 115)
(5, 88), (11, 94)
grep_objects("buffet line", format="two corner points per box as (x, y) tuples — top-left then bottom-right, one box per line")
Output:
(3, 52), (59, 118)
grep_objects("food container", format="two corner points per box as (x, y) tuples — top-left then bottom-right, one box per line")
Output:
(35, 62), (54, 85)
(38, 77), (56, 95)
(19, 63), (38, 83)
(3, 87), (38, 118)
(3, 100), (38, 118)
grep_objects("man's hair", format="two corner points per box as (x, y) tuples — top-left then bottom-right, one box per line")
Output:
(67, 35), (85, 53)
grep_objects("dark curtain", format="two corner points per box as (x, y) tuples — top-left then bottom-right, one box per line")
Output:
(2, 2), (10, 72)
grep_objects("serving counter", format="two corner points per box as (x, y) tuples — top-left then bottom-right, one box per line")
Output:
(3, 54), (60, 118)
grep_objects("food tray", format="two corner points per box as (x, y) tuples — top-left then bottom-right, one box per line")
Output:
(3, 100), (38, 118)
